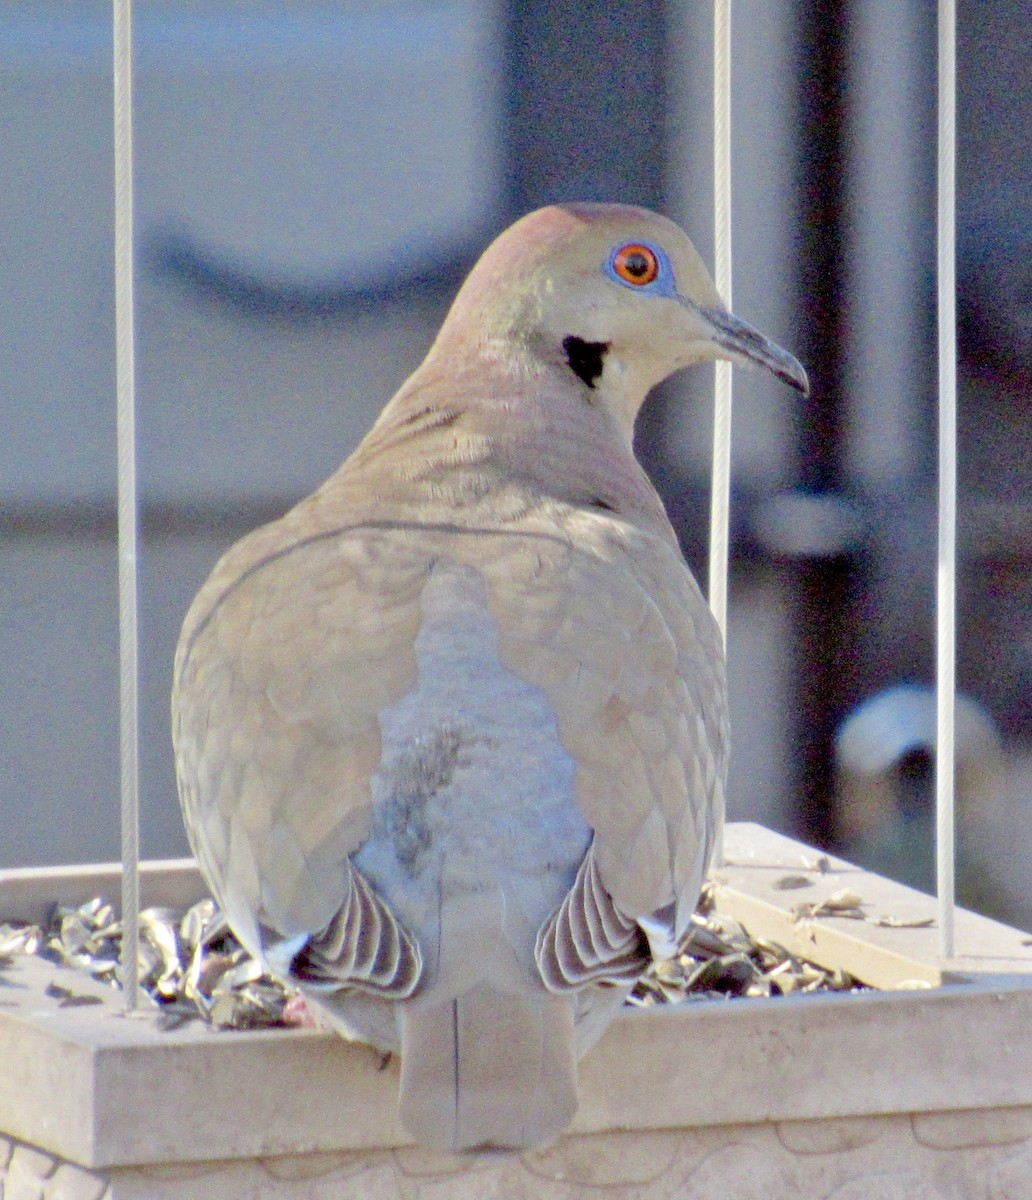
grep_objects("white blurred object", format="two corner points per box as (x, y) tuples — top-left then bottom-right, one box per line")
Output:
(835, 684), (1023, 919)
(836, 684), (1000, 780)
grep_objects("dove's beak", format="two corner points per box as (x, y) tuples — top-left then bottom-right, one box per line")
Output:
(697, 304), (810, 396)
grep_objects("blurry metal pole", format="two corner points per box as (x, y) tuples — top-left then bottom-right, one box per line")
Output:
(503, 0), (666, 214)
(791, 2), (850, 848)
(935, 0), (957, 960)
(113, 0), (140, 1009)
(710, 0), (732, 865)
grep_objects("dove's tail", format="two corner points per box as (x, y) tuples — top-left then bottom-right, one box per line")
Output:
(398, 983), (578, 1152)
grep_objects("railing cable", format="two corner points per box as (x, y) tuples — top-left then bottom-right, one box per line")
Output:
(710, 0), (733, 864)
(113, 0), (140, 1009)
(935, 0), (958, 960)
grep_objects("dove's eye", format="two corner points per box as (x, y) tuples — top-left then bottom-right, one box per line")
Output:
(610, 243), (660, 286)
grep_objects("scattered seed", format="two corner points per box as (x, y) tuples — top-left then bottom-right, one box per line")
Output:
(869, 915), (936, 929)
(5, 888), (870, 1031)
(793, 889), (866, 921)
(804, 855), (832, 875)
(631, 906), (868, 1008)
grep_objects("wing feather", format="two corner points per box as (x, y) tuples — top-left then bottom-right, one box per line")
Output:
(291, 861), (422, 998)
(173, 522), (430, 962)
(535, 843), (646, 990)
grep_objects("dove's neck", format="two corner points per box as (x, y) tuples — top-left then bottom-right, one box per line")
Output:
(341, 338), (673, 540)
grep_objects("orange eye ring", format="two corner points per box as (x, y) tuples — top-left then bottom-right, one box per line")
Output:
(611, 243), (660, 286)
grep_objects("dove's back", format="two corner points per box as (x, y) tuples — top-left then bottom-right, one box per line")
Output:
(174, 431), (723, 1150)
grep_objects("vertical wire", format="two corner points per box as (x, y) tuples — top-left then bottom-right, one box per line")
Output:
(113, 0), (140, 1009)
(710, 0), (733, 864)
(935, 0), (957, 960)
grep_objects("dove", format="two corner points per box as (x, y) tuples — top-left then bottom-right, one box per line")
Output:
(172, 202), (808, 1153)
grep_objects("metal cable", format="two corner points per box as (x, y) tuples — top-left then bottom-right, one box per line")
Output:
(113, 0), (140, 1009)
(710, 0), (733, 864)
(936, 0), (957, 960)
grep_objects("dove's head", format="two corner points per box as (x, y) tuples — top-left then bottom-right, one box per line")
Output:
(432, 202), (808, 437)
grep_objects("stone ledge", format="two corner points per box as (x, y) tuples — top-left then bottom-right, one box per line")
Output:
(2, 823), (1031, 1175)
(714, 824), (1032, 988)
(5, 1109), (1032, 1199)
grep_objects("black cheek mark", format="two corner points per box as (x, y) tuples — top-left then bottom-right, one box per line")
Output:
(589, 497), (618, 513)
(563, 336), (609, 390)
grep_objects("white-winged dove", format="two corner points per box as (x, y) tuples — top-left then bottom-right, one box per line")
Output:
(173, 202), (808, 1152)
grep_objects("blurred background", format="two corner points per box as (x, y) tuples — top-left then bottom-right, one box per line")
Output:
(1, 2), (1029, 925)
